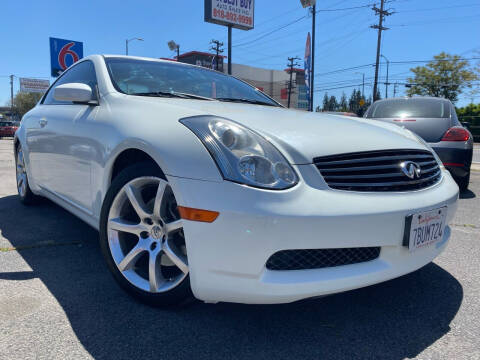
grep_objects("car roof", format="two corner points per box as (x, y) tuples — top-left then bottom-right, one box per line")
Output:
(373, 96), (451, 104)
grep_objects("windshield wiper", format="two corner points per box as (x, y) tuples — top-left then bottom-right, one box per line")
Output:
(131, 91), (213, 100)
(215, 97), (278, 106)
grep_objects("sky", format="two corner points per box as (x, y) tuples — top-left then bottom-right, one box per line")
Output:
(1, 0), (479, 109)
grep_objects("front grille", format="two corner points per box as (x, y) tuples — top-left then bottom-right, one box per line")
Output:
(266, 247), (381, 271)
(314, 149), (441, 192)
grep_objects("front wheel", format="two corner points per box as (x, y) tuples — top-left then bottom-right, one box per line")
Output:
(99, 162), (192, 307)
(15, 144), (38, 205)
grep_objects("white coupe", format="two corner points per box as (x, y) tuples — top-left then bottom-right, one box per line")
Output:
(15, 55), (459, 306)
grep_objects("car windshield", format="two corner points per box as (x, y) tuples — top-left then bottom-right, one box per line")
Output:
(370, 98), (449, 118)
(105, 57), (279, 106)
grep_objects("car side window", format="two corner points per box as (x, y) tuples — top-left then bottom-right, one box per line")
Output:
(43, 61), (98, 105)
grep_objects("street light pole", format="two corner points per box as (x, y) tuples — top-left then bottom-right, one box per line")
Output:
(355, 72), (365, 98)
(10, 75), (14, 115)
(381, 54), (389, 98)
(125, 37), (144, 56)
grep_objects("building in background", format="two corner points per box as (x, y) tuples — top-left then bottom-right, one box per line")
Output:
(285, 67), (308, 110)
(226, 63), (308, 111)
(173, 51), (308, 111)
(177, 51), (225, 72)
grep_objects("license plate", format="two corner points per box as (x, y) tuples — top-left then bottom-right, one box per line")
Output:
(403, 207), (447, 251)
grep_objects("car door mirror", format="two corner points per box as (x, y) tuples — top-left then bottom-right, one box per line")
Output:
(53, 83), (94, 104)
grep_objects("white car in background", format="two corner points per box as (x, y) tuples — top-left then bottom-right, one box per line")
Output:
(14, 55), (459, 306)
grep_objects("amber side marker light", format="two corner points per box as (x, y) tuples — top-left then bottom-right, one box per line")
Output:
(178, 206), (219, 223)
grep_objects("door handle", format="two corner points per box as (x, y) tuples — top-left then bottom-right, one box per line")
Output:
(39, 118), (48, 127)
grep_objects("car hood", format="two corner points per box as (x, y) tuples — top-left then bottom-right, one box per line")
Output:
(117, 96), (427, 165)
(171, 101), (426, 164)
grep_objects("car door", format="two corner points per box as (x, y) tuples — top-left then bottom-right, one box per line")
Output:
(32, 60), (99, 213)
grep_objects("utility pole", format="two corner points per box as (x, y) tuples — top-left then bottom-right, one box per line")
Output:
(381, 54), (390, 98)
(393, 82), (398, 97)
(310, 4), (316, 111)
(287, 57), (301, 108)
(371, 0), (392, 101)
(10, 75), (14, 114)
(210, 40), (224, 71)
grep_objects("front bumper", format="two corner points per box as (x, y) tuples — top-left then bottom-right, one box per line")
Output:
(168, 166), (459, 304)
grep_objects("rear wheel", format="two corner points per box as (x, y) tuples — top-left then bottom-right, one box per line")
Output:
(99, 162), (192, 306)
(15, 144), (38, 205)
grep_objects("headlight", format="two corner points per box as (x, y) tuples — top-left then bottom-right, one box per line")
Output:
(180, 116), (298, 189)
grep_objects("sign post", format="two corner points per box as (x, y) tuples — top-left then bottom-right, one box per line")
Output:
(49, 37), (84, 77)
(204, 0), (255, 75)
(304, 33), (311, 112)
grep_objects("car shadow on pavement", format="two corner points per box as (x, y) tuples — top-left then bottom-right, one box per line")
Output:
(0, 194), (463, 360)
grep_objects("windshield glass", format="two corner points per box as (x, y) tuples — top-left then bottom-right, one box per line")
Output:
(105, 58), (279, 106)
(371, 98), (450, 118)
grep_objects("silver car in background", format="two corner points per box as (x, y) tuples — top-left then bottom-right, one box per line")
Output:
(364, 97), (473, 190)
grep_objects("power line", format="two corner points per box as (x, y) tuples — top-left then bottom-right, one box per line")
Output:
(234, 15), (307, 48)
(234, 2), (374, 48)
(315, 3), (374, 13)
(398, 3), (480, 13)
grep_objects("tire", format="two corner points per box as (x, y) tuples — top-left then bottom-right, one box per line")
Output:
(457, 172), (470, 192)
(99, 162), (193, 307)
(15, 144), (39, 205)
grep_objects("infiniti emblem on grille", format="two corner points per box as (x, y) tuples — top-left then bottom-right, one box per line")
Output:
(400, 161), (421, 179)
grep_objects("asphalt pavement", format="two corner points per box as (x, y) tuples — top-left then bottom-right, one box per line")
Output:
(1, 138), (479, 360)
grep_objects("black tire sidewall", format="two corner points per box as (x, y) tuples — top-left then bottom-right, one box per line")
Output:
(15, 145), (37, 205)
(458, 172), (470, 192)
(99, 162), (193, 307)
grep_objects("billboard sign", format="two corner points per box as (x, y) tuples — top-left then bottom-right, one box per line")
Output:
(304, 32), (311, 111)
(19, 78), (50, 93)
(49, 37), (83, 77)
(205, 0), (255, 30)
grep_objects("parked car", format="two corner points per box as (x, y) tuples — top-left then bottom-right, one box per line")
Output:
(15, 55), (459, 306)
(0, 121), (18, 138)
(364, 97), (473, 190)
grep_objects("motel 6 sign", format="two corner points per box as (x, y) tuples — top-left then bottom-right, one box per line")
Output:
(49, 37), (84, 77)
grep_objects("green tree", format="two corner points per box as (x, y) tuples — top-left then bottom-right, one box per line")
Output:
(406, 52), (477, 103)
(339, 92), (348, 111)
(456, 103), (480, 126)
(11, 92), (43, 118)
(328, 95), (338, 111)
(322, 92), (329, 111)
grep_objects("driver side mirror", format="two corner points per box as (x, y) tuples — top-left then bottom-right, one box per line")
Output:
(53, 83), (95, 104)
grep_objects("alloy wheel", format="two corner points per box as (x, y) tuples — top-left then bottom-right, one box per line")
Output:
(16, 147), (27, 197)
(107, 176), (188, 293)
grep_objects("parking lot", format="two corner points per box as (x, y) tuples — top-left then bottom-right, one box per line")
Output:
(0, 138), (479, 360)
